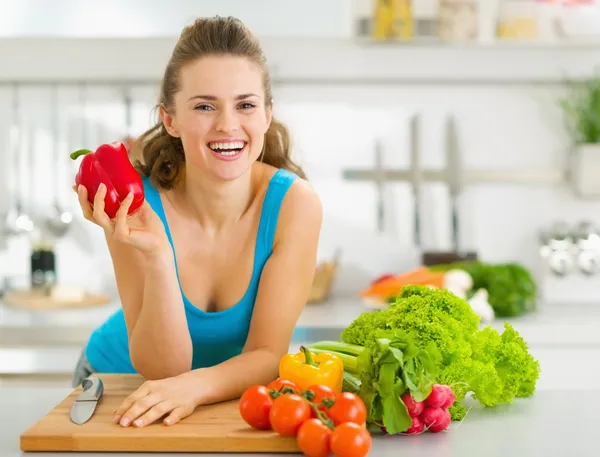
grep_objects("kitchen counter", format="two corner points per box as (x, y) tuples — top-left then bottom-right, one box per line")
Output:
(2, 385), (594, 457)
(2, 295), (600, 347)
(2, 296), (600, 385)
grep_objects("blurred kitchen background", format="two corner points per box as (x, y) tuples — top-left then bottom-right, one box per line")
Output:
(1, 0), (600, 388)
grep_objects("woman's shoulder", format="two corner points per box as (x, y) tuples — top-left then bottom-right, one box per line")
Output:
(260, 165), (322, 243)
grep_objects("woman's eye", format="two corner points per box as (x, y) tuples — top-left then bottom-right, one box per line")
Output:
(239, 102), (255, 110)
(194, 104), (213, 111)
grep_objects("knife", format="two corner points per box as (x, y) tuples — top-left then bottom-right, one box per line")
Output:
(445, 114), (463, 254)
(69, 375), (104, 425)
(409, 114), (422, 248)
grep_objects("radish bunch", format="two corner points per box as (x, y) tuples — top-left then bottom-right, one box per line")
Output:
(402, 384), (454, 434)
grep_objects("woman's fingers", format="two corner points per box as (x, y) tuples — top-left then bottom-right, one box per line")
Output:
(117, 393), (162, 427)
(163, 406), (189, 426)
(113, 381), (152, 423)
(92, 183), (113, 231)
(76, 185), (95, 222)
(133, 400), (173, 427)
(114, 192), (134, 242)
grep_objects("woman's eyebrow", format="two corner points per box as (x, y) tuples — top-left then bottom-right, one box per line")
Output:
(187, 93), (259, 102)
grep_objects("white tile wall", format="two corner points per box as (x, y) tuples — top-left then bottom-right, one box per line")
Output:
(1, 37), (600, 302)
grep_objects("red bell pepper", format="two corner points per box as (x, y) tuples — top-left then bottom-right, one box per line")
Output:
(70, 141), (144, 219)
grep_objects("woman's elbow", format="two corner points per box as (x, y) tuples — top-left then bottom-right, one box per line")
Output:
(130, 349), (192, 380)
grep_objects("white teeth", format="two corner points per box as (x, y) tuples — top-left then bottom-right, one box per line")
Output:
(218, 150), (239, 156)
(208, 141), (245, 150)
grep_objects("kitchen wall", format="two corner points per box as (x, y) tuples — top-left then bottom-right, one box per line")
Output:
(1, 0), (600, 304)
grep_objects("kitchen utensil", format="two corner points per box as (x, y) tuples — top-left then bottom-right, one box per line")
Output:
(421, 114), (477, 266)
(539, 221), (574, 277)
(22, 374), (300, 452)
(409, 114), (422, 247)
(121, 86), (137, 154)
(571, 221), (600, 276)
(3, 83), (33, 235)
(446, 114), (462, 254)
(374, 140), (385, 233)
(45, 84), (72, 238)
(69, 375), (104, 425)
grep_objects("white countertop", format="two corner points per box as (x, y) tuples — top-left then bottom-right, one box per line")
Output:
(2, 298), (600, 455)
(2, 385), (597, 457)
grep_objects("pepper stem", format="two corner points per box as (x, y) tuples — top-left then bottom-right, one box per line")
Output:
(70, 149), (93, 160)
(300, 346), (319, 367)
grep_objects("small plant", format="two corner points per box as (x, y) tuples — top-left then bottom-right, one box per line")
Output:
(559, 76), (600, 145)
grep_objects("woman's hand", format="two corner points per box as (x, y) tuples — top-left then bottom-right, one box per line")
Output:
(113, 372), (202, 427)
(75, 183), (170, 257)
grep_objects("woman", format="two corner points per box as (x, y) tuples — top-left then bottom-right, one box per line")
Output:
(72, 16), (322, 428)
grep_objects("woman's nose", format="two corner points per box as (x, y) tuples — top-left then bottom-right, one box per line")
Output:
(215, 108), (240, 133)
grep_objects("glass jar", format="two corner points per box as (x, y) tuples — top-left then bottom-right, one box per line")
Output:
(438, 0), (479, 41)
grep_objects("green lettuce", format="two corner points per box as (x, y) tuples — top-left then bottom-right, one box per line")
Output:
(339, 285), (541, 421)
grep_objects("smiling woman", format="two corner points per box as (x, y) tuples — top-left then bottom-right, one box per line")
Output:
(72, 16), (322, 429)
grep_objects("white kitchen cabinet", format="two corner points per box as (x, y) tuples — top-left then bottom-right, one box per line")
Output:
(0, 0), (353, 38)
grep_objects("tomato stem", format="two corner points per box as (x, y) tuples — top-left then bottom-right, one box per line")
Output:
(302, 397), (335, 430)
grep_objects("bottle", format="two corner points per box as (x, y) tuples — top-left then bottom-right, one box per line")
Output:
(30, 241), (56, 290)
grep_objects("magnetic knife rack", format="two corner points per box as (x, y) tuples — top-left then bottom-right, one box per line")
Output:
(341, 114), (567, 264)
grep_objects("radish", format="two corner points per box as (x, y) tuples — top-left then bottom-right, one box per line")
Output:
(404, 415), (424, 434)
(425, 384), (448, 408)
(420, 407), (451, 433)
(440, 385), (455, 409)
(401, 392), (425, 417)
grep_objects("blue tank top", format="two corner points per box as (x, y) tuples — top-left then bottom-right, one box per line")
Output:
(84, 168), (298, 373)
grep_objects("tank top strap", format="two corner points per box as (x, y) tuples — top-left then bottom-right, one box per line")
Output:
(141, 175), (175, 249)
(257, 168), (298, 255)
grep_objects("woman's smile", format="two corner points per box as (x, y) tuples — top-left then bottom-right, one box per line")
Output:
(207, 139), (248, 162)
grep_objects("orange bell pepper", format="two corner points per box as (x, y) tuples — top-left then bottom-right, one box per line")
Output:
(279, 346), (344, 394)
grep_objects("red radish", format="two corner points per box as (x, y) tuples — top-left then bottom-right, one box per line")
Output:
(440, 385), (455, 409)
(425, 384), (448, 408)
(405, 415), (424, 434)
(420, 407), (451, 433)
(401, 392), (425, 417)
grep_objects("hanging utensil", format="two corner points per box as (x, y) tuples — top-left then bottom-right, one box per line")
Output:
(45, 83), (72, 238)
(122, 86), (137, 155)
(3, 83), (33, 235)
(409, 114), (422, 248)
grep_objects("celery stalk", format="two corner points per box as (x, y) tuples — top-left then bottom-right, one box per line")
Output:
(307, 348), (359, 374)
(307, 340), (365, 357)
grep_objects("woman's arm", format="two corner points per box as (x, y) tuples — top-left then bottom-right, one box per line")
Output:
(78, 184), (192, 379)
(106, 238), (193, 379)
(112, 180), (323, 427)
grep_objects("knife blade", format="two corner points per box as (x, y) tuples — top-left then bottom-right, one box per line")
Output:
(409, 114), (422, 247)
(70, 375), (103, 425)
(445, 114), (463, 254)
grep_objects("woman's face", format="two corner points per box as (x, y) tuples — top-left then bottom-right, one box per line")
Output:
(162, 55), (272, 181)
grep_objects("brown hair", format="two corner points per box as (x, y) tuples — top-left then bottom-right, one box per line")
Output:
(132, 16), (307, 189)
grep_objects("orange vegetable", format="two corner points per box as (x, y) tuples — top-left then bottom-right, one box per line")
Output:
(359, 266), (445, 300)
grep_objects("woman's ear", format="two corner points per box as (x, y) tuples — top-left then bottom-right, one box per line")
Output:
(265, 105), (273, 132)
(159, 104), (180, 137)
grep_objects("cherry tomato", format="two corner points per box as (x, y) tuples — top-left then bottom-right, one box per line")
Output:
(296, 418), (333, 457)
(305, 384), (336, 417)
(267, 378), (299, 394)
(330, 422), (372, 457)
(326, 392), (367, 426)
(239, 385), (273, 430)
(269, 394), (311, 436)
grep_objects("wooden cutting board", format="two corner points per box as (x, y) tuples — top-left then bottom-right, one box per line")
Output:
(20, 374), (301, 453)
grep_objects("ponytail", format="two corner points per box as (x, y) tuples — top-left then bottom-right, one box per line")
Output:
(261, 117), (307, 180)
